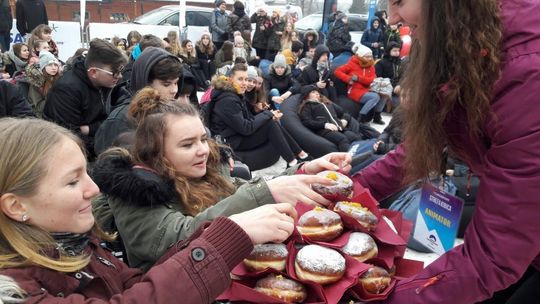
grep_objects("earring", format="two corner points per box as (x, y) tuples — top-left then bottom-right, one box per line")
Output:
(21, 214), (29, 222)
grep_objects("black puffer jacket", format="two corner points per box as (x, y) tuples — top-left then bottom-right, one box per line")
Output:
(250, 13), (270, 49)
(0, 80), (34, 118)
(0, 0), (12, 34)
(209, 76), (273, 149)
(327, 19), (351, 55)
(266, 64), (300, 95)
(266, 18), (283, 52)
(375, 42), (403, 87)
(227, 10), (251, 36)
(299, 99), (351, 132)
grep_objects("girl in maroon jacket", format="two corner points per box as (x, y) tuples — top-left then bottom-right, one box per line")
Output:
(321, 0), (540, 303)
(0, 118), (304, 302)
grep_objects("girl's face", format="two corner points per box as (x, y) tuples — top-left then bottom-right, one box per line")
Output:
(308, 90), (320, 100)
(256, 76), (263, 89)
(186, 42), (193, 51)
(163, 115), (210, 179)
(40, 32), (52, 42)
(291, 32), (298, 41)
(44, 64), (59, 76)
(246, 78), (256, 91)
(285, 23), (292, 32)
(274, 66), (286, 76)
(16, 138), (99, 234)
(388, 0), (422, 37)
(19, 46), (30, 60)
(36, 43), (49, 53)
(231, 70), (248, 94)
(202, 36), (210, 46)
(235, 41), (244, 48)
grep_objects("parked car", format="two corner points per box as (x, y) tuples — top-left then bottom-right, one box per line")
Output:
(132, 5), (214, 27)
(295, 13), (368, 42)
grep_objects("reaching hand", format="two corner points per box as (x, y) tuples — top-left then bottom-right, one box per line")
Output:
(266, 175), (334, 207)
(229, 203), (297, 244)
(325, 123), (339, 131)
(341, 119), (348, 128)
(303, 152), (352, 175)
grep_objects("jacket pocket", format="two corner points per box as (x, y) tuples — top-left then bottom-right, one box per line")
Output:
(395, 270), (454, 295)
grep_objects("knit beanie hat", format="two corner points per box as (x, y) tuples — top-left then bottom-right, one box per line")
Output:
(215, 0), (226, 7)
(336, 12), (347, 21)
(247, 66), (258, 80)
(39, 51), (59, 70)
(273, 54), (287, 68)
(234, 1), (244, 11)
(354, 44), (373, 58)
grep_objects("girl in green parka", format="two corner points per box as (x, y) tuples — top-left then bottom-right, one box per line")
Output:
(91, 87), (338, 271)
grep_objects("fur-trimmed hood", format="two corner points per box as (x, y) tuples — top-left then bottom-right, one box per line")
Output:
(91, 154), (177, 207)
(210, 75), (242, 100)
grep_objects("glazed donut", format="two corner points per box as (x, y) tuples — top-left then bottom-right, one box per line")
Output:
(359, 266), (392, 294)
(243, 243), (288, 272)
(334, 201), (379, 231)
(294, 245), (346, 285)
(255, 274), (307, 303)
(342, 232), (378, 262)
(311, 170), (353, 198)
(297, 207), (344, 242)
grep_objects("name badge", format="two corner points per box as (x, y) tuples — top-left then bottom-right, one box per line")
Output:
(412, 183), (464, 254)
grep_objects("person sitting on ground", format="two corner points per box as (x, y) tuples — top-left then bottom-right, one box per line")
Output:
(195, 31), (216, 82)
(215, 41), (234, 74)
(299, 85), (362, 152)
(266, 54), (301, 110)
(2, 43), (30, 77)
(298, 45), (337, 102)
(0, 80), (34, 118)
(335, 44), (385, 124)
(92, 90), (333, 271)
(25, 51), (61, 117)
(44, 39), (128, 160)
(0, 117), (299, 302)
(281, 40), (304, 68)
(375, 41), (403, 110)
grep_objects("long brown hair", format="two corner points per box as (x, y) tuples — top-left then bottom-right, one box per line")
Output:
(128, 88), (235, 216)
(401, 0), (502, 184)
(196, 32), (215, 55)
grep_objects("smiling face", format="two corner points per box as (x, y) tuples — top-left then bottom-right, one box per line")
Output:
(18, 45), (30, 60)
(17, 138), (99, 234)
(163, 114), (210, 179)
(388, 0), (422, 38)
(230, 69), (248, 94)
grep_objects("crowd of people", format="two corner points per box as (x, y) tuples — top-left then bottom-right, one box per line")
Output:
(0, 0), (538, 303)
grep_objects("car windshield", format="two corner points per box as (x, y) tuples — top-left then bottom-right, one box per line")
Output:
(132, 7), (174, 24)
(295, 14), (323, 31)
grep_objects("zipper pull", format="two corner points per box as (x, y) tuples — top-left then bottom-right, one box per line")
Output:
(415, 274), (444, 294)
(97, 256), (117, 269)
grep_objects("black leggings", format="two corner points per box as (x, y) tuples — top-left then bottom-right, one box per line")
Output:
(281, 125), (302, 155)
(318, 130), (360, 152)
(235, 120), (296, 162)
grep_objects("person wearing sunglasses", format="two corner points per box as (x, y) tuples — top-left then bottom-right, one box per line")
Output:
(43, 38), (128, 160)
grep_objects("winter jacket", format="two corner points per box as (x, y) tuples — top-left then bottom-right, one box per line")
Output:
(227, 10), (251, 37)
(375, 52), (402, 87)
(214, 48), (233, 68)
(0, 0), (12, 34)
(361, 18), (384, 58)
(93, 48), (181, 155)
(301, 29), (322, 57)
(383, 29), (402, 50)
(43, 56), (110, 156)
(0, 80), (33, 117)
(91, 153), (276, 271)
(266, 64), (300, 95)
(2, 50), (27, 77)
(298, 45), (335, 99)
(25, 63), (60, 118)
(195, 45), (216, 62)
(375, 111), (403, 154)
(266, 18), (284, 52)
(0, 218), (253, 303)
(327, 19), (351, 55)
(334, 55), (376, 102)
(210, 9), (228, 43)
(251, 13), (270, 49)
(281, 48), (298, 65)
(209, 76), (274, 149)
(299, 99), (351, 133)
(355, 1), (540, 302)
(15, 0), (48, 36)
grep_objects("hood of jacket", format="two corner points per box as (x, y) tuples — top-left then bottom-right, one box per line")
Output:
(92, 154), (177, 207)
(179, 65), (198, 103)
(26, 63), (46, 87)
(311, 45), (330, 68)
(269, 63), (292, 78)
(210, 75), (241, 100)
(304, 29), (319, 44)
(5, 50), (27, 71)
(130, 47), (180, 94)
(369, 16), (381, 31)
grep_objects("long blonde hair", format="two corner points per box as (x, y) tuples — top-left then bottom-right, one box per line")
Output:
(0, 118), (110, 273)
(167, 31), (182, 57)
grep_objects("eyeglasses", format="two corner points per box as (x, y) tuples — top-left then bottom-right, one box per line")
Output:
(91, 66), (124, 78)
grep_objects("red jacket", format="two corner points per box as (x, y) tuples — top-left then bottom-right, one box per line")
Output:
(0, 217), (253, 303)
(354, 1), (540, 302)
(334, 55), (376, 102)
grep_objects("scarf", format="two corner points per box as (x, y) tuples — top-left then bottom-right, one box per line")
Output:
(7, 50), (27, 71)
(51, 232), (90, 256)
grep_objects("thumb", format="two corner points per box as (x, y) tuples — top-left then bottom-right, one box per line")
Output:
(302, 175), (338, 186)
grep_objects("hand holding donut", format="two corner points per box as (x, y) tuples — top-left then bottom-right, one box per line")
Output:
(229, 203), (297, 244)
(267, 175), (334, 207)
(303, 152), (352, 175)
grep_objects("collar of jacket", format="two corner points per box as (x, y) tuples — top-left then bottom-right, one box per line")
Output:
(91, 154), (177, 207)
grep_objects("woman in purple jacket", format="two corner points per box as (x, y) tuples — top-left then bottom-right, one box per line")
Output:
(344, 0), (540, 302)
(0, 118), (304, 302)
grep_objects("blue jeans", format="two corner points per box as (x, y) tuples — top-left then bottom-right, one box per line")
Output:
(359, 92), (386, 115)
(269, 88), (281, 110)
(0, 33), (10, 52)
(348, 139), (381, 174)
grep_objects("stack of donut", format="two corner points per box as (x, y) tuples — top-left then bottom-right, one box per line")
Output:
(239, 170), (397, 302)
